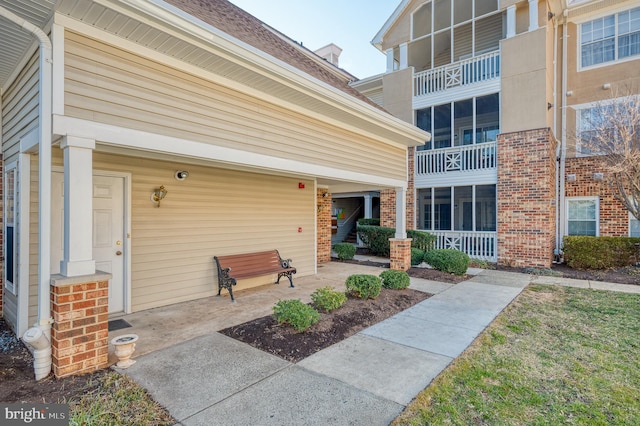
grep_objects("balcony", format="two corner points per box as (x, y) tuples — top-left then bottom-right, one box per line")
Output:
(415, 142), (496, 176)
(414, 50), (500, 99)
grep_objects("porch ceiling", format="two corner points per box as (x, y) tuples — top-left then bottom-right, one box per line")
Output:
(0, 0), (55, 89)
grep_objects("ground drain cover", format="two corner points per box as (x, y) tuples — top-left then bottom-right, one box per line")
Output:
(108, 319), (132, 332)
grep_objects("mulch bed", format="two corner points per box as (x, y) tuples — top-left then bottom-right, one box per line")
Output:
(0, 318), (106, 403)
(219, 288), (430, 363)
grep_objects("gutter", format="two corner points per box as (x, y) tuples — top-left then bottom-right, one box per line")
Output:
(0, 6), (53, 381)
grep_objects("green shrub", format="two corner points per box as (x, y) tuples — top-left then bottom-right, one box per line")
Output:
(424, 249), (470, 276)
(311, 286), (347, 312)
(469, 258), (492, 269)
(411, 248), (425, 266)
(332, 243), (356, 260)
(357, 225), (395, 256)
(345, 274), (382, 299)
(407, 230), (437, 252)
(379, 270), (411, 289)
(272, 299), (320, 332)
(563, 236), (640, 269)
(357, 225), (437, 257)
(357, 218), (380, 226)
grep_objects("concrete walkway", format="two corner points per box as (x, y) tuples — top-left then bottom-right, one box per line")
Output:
(121, 269), (539, 426)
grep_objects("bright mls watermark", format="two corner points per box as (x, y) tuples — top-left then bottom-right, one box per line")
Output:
(1, 404), (68, 425)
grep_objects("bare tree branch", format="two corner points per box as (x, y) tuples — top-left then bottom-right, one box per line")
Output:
(578, 90), (640, 221)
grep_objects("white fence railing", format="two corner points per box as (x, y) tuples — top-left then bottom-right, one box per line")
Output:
(415, 142), (496, 175)
(430, 231), (497, 261)
(414, 50), (500, 97)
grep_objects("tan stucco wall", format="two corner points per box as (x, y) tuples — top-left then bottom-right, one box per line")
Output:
(382, 67), (415, 124)
(500, 27), (549, 133)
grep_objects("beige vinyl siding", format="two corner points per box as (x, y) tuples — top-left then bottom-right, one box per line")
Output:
(366, 88), (384, 107)
(1, 52), (39, 161)
(49, 150), (314, 312)
(3, 288), (18, 333)
(64, 31), (407, 181)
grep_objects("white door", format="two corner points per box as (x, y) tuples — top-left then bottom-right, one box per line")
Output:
(51, 172), (126, 313)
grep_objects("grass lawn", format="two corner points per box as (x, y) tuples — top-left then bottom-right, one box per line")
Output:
(67, 372), (175, 425)
(393, 285), (640, 425)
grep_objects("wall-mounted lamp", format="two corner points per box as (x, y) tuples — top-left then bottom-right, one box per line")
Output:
(547, 102), (553, 110)
(151, 185), (168, 207)
(548, 11), (555, 20)
(175, 170), (189, 181)
(322, 192), (330, 198)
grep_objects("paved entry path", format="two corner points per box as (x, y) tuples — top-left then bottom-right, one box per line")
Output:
(121, 270), (534, 425)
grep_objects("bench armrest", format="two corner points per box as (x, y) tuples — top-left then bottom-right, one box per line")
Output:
(280, 258), (293, 269)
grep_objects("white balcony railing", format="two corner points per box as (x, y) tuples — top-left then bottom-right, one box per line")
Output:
(415, 141), (496, 176)
(430, 231), (497, 261)
(414, 50), (500, 98)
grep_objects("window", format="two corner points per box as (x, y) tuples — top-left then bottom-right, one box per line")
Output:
(415, 93), (500, 150)
(630, 213), (640, 237)
(417, 185), (496, 231)
(567, 197), (599, 236)
(580, 7), (640, 68)
(4, 166), (16, 294)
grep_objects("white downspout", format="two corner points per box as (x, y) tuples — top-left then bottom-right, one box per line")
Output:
(559, 9), (569, 261)
(0, 6), (53, 380)
(553, 15), (560, 260)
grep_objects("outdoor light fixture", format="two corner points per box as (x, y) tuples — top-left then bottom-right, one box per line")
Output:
(175, 170), (189, 181)
(151, 185), (168, 207)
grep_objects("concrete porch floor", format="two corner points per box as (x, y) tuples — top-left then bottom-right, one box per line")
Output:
(107, 261), (390, 365)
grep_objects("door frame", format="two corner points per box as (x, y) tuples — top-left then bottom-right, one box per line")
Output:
(52, 167), (133, 314)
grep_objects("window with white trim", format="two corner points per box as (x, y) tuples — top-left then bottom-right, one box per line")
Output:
(580, 6), (640, 68)
(566, 197), (599, 236)
(630, 213), (640, 237)
(4, 165), (17, 294)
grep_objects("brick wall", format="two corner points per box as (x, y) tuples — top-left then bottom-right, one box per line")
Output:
(0, 155), (3, 317)
(565, 157), (629, 236)
(317, 189), (332, 263)
(380, 148), (414, 230)
(497, 128), (557, 268)
(50, 276), (110, 378)
(380, 189), (395, 228)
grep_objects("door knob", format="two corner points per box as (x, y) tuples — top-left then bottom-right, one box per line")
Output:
(116, 251), (122, 256)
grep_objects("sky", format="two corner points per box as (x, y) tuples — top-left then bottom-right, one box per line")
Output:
(229, 0), (400, 79)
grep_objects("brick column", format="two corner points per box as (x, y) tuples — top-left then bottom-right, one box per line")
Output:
(407, 148), (415, 230)
(50, 272), (111, 378)
(390, 238), (412, 271)
(317, 189), (332, 263)
(497, 128), (556, 268)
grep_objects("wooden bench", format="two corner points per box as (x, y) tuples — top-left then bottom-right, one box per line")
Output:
(213, 250), (296, 302)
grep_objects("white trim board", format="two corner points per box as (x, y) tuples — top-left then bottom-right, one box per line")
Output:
(53, 115), (408, 189)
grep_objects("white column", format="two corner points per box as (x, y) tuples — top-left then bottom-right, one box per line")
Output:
(507, 5), (517, 38)
(364, 194), (372, 219)
(529, 0), (539, 32)
(386, 48), (394, 73)
(395, 187), (407, 239)
(59, 136), (96, 277)
(399, 43), (408, 70)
